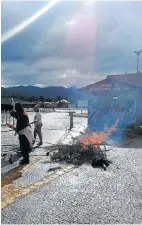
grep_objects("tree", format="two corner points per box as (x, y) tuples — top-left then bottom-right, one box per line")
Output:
(45, 97), (52, 102)
(29, 96), (38, 102)
(57, 96), (62, 101)
(40, 96), (44, 102)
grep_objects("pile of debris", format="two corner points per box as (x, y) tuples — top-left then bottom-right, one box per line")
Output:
(51, 120), (119, 170)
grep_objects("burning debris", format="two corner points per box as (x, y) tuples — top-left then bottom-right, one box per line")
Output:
(51, 121), (118, 170)
(80, 120), (119, 147)
(91, 147), (110, 171)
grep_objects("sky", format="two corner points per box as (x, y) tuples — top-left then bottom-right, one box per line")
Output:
(1, 0), (142, 88)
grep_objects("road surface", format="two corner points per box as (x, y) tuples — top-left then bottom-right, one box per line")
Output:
(1, 137), (142, 224)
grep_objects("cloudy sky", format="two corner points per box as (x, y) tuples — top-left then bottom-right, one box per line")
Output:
(1, 0), (142, 88)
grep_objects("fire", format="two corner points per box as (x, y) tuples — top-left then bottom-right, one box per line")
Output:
(80, 120), (119, 148)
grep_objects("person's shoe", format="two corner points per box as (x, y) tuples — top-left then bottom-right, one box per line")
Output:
(19, 159), (29, 165)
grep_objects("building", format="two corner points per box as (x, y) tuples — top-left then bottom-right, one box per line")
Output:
(55, 99), (71, 108)
(1, 97), (36, 111)
(81, 73), (142, 130)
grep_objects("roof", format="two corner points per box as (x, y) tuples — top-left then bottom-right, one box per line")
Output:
(81, 73), (142, 91)
(1, 97), (34, 105)
(107, 73), (142, 87)
(81, 78), (109, 91)
(56, 99), (70, 104)
(44, 102), (52, 104)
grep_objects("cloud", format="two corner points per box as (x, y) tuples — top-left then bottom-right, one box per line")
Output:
(1, 1), (49, 34)
(1, 56), (103, 87)
(95, 1), (142, 73)
(1, 1), (142, 87)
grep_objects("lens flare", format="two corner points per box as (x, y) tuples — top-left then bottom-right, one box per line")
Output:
(1, 0), (59, 43)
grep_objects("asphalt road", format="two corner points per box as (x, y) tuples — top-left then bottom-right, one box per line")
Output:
(1, 138), (142, 224)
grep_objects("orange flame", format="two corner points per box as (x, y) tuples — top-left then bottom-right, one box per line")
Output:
(80, 120), (119, 149)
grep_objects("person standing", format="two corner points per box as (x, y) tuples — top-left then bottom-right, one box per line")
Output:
(10, 103), (33, 165)
(32, 105), (43, 146)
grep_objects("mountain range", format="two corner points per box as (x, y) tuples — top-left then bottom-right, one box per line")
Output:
(1, 85), (86, 103)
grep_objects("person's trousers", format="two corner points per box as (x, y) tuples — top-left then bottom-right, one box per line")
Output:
(19, 135), (31, 162)
(34, 123), (43, 143)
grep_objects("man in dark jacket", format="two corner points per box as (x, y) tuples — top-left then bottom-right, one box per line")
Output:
(10, 103), (32, 165)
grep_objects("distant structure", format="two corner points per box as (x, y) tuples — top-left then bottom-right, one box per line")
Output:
(1, 97), (36, 112)
(55, 99), (71, 108)
(81, 72), (142, 129)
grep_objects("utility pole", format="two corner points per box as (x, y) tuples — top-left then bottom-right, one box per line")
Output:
(134, 50), (142, 73)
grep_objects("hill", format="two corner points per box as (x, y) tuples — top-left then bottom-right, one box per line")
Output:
(1, 85), (86, 104)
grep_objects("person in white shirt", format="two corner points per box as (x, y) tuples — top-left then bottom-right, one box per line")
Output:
(32, 105), (43, 146)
